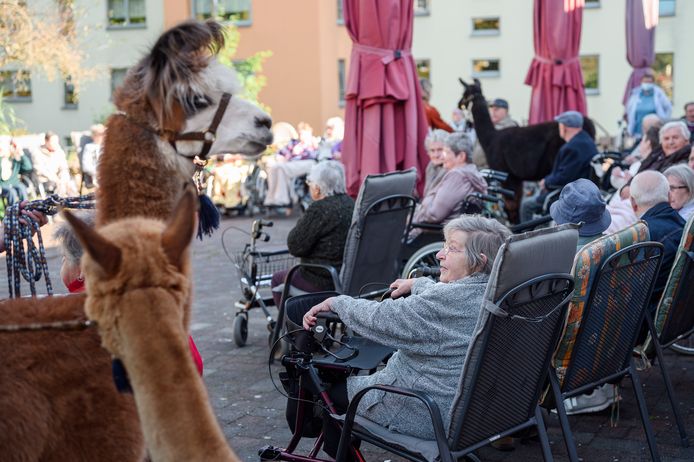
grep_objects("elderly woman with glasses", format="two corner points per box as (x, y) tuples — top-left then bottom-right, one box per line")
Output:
(664, 164), (694, 220)
(270, 161), (354, 306)
(302, 215), (510, 459)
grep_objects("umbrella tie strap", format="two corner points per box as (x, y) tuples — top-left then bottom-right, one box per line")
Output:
(533, 55), (579, 66)
(353, 43), (410, 64)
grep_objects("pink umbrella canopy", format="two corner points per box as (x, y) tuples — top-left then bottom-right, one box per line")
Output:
(524, 0), (587, 124)
(341, 0), (429, 197)
(623, 0), (658, 104)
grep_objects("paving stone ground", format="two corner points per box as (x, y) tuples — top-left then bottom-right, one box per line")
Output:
(5, 213), (694, 462)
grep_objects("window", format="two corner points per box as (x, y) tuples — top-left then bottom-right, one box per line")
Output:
(414, 0), (429, 16)
(472, 59), (500, 78)
(193, 0), (252, 25)
(337, 0), (344, 24)
(580, 55), (599, 95)
(107, 0), (146, 28)
(471, 17), (500, 36)
(654, 52), (674, 99)
(111, 68), (128, 99)
(338, 59), (346, 107)
(0, 70), (32, 101)
(584, 0), (600, 8)
(415, 59), (430, 80)
(63, 76), (78, 108)
(659, 0), (675, 16)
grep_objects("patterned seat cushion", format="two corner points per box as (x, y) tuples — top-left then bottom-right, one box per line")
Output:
(553, 221), (649, 382)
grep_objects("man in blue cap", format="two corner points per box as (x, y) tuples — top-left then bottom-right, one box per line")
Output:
(550, 178), (612, 251)
(520, 110), (597, 222)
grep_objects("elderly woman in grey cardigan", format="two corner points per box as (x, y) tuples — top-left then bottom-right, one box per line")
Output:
(303, 215), (510, 456)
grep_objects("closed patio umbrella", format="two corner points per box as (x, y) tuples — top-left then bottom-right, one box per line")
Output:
(524, 0), (587, 124)
(623, 0), (658, 104)
(341, 0), (429, 197)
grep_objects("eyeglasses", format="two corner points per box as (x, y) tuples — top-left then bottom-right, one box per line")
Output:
(669, 185), (689, 191)
(441, 242), (465, 256)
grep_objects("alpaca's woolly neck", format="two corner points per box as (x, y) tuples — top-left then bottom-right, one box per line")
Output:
(105, 288), (238, 462)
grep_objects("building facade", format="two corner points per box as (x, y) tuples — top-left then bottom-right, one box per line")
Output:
(4, 0), (691, 142)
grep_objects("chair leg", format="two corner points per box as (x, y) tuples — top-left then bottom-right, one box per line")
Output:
(629, 362), (661, 461)
(535, 406), (554, 462)
(548, 371), (580, 462)
(647, 318), (689, 447)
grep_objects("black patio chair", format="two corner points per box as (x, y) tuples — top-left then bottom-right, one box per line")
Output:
(548, 241), (664, 462)
(333, 224), (579, 462)
(271, 169), (417, 347)
(634, 213), (694, 448)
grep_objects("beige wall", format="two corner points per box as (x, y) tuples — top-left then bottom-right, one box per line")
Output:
(413, 0), (693, 138)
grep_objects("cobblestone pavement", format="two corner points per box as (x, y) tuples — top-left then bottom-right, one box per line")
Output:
(5, 213), (694, 462)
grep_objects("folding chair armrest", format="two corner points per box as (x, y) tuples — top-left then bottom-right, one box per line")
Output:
(335, 384), (452, 462)
(409, 222), (444, 232)
(282, 263), (342, 300)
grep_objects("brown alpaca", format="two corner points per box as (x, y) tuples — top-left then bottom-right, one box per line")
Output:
(63, 189), (239, 462)
(0, 20), (271, 461)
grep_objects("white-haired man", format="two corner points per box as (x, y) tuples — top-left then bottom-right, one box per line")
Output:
(630, 170), (686, 311)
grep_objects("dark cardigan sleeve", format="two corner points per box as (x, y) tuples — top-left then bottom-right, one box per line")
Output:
(286, 202), (328, 257)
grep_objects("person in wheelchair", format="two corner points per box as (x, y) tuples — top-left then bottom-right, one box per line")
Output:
(270, 161), (354, 306)
(301, 216), (510, 459)
(412, 131), (486, 228)
(0, 140), (33, 205)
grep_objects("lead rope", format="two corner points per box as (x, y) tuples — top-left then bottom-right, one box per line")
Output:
(3, 193), (96, 298)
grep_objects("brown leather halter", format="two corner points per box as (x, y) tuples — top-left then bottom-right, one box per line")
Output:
(170, 92), (232, 159)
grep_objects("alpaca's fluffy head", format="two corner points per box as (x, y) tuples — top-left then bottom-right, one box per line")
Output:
(62, 189), (197, 356)
(113, 20), (273, 166)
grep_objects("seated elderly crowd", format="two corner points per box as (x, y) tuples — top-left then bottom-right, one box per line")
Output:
(277, 106), (694, 456)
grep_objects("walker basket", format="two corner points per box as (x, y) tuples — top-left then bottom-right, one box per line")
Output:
(233, 246), (298, 289)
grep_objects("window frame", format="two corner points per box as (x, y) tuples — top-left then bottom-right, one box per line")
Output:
(471, 58), (501, 78)
(191, 0), (253, 27)
(414, 0), (430, 17)
(0, 70), (32, 102)
(337, 0), (344, 25)
(110, 67), (129, 101)
(107, 0), (147, 30)
(338, 59), (346, 108)
(580, 54), (600, 96)
(659, 0), (676, 17)
(470, 17), (500, 37)
(63, 76), (79, 109)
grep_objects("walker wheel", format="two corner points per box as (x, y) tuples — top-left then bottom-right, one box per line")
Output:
(233, 314), (248, 347)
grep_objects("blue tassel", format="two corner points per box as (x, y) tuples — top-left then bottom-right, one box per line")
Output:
(197, 193), (220, 240)
(112, 358), (133, 394)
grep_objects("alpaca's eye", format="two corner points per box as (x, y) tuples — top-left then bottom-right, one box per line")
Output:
(192, 96), (211, 111)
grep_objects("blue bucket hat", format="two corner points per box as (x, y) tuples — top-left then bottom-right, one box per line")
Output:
(554, 110), (584, 128)
(550, 179), (611, 237)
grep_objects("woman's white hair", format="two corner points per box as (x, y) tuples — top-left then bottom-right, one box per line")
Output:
(307, 160), (346, 197)
(631, 170), (670, 207)
(664, 164), (694, 205)
(443, 215), (511, 274)
(659, 120), (690, 143)
(425, 129), (449, 149)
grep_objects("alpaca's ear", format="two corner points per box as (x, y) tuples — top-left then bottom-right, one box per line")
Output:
(161, 187), (198, 270)
(459, 77), (469, 89)
(61, 209), (122, 278)
(473, 78), (481, 87)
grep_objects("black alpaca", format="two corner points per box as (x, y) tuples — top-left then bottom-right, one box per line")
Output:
(458, 78), (595, 222)
(459, 78), (595, 180)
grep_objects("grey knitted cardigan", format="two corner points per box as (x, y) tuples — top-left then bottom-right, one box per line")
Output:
(331, 272), (489, 440)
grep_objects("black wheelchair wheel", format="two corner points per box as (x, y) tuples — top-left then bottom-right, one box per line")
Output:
(401, 242), (443, 279)
(233, 313), (249, 347)
(671, 334), (694, 355)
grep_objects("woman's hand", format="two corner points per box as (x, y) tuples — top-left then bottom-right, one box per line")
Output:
(389, 278), (415, 299)
(303, 297), (335, 330)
